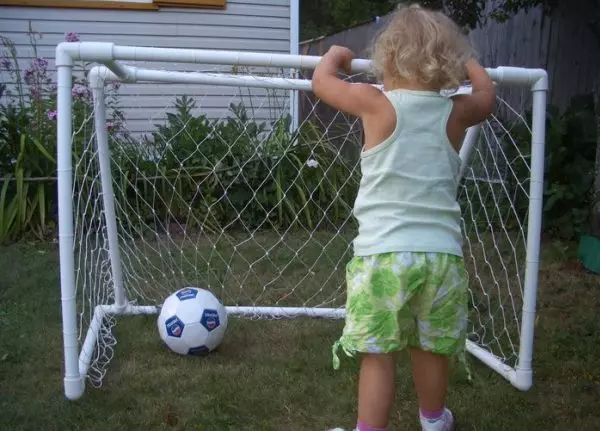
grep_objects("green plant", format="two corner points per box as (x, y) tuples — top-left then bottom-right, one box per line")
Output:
(0, 134), (48, 242)
(507, 94), (597, 240)
(113, 96), (358, 235)
(0, 29), (128, 243)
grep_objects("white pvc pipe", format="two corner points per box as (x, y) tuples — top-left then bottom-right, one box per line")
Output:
(466, 340), (518, 384)
(120, 305), (158, 315)
(289, 0), (300, 131)
(457, 124), (482, 182)
(225, 306), (345, 319)
(79, 304), (159, 376)
(88, 65), (120, 86)
(488, 67), (548, 88)
(111, 44), (373, 73)
(78, 305), (106, 376)
(56, 61), (85, 401)
(83, 304), (344, 319)
(514, 80), (548, 391)
(58, 42), (547, 87)
(91, 84), (128, 310)
(129, 68), (314, 90)
(103, 60), (131, 81)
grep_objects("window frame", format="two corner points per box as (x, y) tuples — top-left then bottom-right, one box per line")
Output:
(0, 0), (226, 10)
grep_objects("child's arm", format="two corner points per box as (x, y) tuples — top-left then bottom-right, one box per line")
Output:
(451, 59), (496, 127)
(312, 45), (386, 118)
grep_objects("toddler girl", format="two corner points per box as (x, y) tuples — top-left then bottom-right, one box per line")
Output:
(312, 4), (496, 431)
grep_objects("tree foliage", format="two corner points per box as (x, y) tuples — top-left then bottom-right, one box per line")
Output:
(300, 0), (594, 40)
(300, 0), (396, 40)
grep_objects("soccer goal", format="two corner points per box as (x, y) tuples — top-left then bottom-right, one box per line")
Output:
(55, 42), (547, 400)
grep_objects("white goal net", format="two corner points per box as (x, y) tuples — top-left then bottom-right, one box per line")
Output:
(56, 43), (547, 399)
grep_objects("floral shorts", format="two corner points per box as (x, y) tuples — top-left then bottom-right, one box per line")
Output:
(332, 252), (468, 369)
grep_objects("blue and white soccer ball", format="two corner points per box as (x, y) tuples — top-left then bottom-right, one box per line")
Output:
(157, 287), (228, 356)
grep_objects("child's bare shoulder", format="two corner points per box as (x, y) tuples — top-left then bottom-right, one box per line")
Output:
(361, 87), (397, 151)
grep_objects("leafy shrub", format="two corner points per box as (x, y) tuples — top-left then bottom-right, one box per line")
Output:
(114, 95), (359, 235)
(458, 94), (597, 242)
(507, 94), (597, 240)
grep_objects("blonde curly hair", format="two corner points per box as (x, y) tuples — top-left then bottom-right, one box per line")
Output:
(371, 3), (474, 89)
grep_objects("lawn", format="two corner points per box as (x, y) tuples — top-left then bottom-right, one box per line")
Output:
(0, 235), (599, 431)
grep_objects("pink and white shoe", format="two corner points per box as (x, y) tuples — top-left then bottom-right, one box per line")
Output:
(420, 408), (456, 431)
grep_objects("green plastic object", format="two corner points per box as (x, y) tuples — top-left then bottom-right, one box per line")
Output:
(579, 234), (600, 274)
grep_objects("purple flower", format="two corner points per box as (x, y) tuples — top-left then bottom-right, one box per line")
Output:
(31, 58), (48, 70)
(106, 122), (114, 131)
(30, 87), (41, 100)
(65, 32), (80, 43)
(0, 57), (10, 71)
(47, 110), (57, 120)
(71, 84), (88, 98)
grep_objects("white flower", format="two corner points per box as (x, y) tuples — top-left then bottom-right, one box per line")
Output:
(306, 158), (319, 168)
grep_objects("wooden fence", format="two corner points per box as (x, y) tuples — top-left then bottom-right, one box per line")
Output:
(300, 3), (600, 111)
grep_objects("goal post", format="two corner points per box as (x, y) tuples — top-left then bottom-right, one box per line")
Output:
(55, 42), (547, 400)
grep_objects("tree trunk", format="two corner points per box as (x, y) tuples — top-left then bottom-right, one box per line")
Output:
(593, 90), (600, 237)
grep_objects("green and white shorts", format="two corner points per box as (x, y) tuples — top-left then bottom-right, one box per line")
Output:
(332, 252), (469, 369)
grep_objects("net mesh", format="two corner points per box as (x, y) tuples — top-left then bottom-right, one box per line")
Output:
(71, 65), (535, 386)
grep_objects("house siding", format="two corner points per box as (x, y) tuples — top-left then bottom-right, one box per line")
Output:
(0, 0), (292, 133)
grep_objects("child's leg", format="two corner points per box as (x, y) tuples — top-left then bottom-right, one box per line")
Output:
(410, 253), (469, 429)
(357, 353), (396, 430)
(332, 253), (426, 431)
(409, 348), (449, 414)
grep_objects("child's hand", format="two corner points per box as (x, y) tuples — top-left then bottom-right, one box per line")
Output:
(324, 45), (355, 74)
(448, 58), (496, 133)
(313, 44), (385, 119)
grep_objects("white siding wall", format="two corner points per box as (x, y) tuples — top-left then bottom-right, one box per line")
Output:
(0, 0), (292, 134)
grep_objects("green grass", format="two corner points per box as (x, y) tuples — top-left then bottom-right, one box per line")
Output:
(0, 236), (599, 430)
(112, 230), (354, 309)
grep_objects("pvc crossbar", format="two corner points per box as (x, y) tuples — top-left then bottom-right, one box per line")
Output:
(78, 305), (345, 376)
(88, 65), (315, 91)
(57, 42), (548, 90)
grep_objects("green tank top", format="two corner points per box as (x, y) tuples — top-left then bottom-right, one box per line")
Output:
(352, 89), (463, 257)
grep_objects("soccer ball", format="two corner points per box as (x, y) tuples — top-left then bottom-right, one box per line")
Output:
(157, 287), (228, 356)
